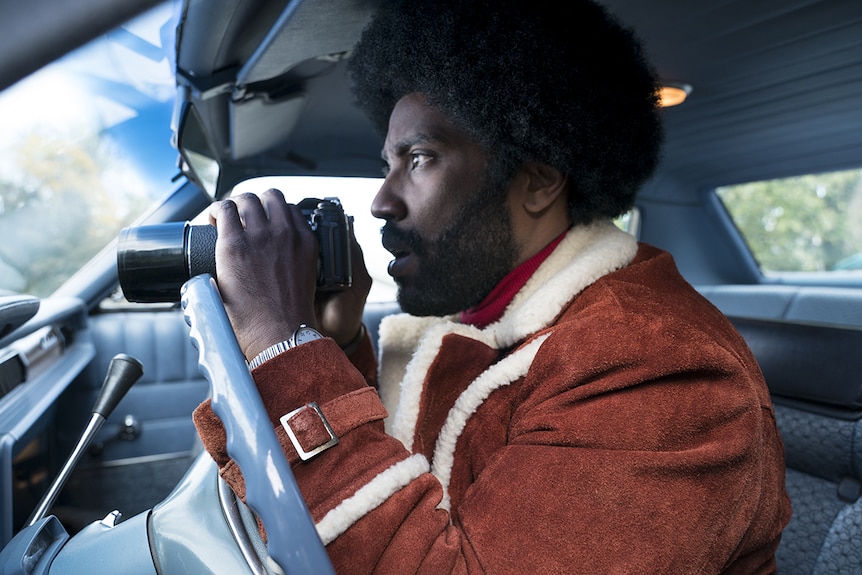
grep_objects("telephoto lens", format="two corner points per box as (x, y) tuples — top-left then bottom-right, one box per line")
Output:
(117, 198), (352, 303)
(117, 223), (216, 303)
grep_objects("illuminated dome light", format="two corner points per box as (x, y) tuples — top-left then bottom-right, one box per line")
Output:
(658, 83), (692, 107)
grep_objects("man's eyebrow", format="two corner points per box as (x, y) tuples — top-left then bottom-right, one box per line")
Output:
(381, 132), (443, 161)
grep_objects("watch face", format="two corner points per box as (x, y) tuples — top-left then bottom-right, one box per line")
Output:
(294, 326), (323, 345)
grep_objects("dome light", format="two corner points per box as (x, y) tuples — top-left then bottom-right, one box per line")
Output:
(659, 83), (692, 107)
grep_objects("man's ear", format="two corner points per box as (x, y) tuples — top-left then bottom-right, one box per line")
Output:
(515, 162), (568, 216)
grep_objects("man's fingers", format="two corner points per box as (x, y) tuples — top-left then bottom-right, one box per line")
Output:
(209, 198), (242, 234)
(230, 192), (269, 229)
(259, 188), (292, 225)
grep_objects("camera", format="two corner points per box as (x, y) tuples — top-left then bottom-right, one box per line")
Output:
(117, 197), (352, 303)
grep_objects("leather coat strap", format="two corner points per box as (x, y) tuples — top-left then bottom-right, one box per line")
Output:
(279, 387), (388, 464)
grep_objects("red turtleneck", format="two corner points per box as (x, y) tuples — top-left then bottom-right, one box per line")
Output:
(459, 231), (567, 329)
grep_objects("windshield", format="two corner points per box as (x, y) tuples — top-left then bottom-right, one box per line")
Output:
(0, 2), (179, 297)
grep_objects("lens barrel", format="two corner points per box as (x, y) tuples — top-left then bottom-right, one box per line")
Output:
(117, 198), (350, 303)
(118, 223), (188, 303)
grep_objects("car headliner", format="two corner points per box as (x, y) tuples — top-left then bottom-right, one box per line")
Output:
(2, 0), (861, 204)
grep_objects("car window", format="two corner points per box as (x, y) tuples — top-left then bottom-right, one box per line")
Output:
(717, 167), (862, 274)
(614, 208), (640, 239)
(0, 2), (178, 297)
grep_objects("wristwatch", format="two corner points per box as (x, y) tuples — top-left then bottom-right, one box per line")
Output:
(247, 324), (324, 370)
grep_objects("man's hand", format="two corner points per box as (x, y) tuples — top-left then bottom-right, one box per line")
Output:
(209, 189), (319, 362)
(315, 225), (373, 348)
(209, 188), (373, 360)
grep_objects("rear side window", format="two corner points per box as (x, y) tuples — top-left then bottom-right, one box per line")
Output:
(717, 168), (862, 273)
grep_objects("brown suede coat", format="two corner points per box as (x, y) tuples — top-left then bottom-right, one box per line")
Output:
(194, 222), (791, 574)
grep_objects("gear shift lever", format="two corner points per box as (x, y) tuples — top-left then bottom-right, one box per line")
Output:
(26, 353), (144, 526)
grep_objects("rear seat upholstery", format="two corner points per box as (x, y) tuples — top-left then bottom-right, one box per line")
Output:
(697, 285), (862, 328)
(698, 285), (862, 574)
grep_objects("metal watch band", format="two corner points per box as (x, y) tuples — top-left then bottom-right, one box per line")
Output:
(247, 340), (292, 370)
(247, 324), (322, 370)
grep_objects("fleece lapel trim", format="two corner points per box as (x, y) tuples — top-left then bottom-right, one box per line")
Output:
(492, 220), (637, 348)
(384, 320), (493, 450)
(431, 333), (551, 511)
(377, 221), (637, 449)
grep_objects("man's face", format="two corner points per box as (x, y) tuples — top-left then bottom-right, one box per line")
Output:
(372, 93), (518, 316)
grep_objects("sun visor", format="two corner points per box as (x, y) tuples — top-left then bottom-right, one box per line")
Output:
(236, 0), (377, 86)
(230, 92), (307, 161)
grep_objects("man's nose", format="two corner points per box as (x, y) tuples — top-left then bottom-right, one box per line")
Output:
(370, 176), (406, 222)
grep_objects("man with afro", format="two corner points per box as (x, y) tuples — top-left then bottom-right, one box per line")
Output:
(195, 0), (791, 572)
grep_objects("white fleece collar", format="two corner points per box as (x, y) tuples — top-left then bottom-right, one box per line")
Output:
(490, 220), (637, 347)
(377, 221), (637, 447)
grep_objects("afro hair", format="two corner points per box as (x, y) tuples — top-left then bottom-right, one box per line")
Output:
(348, 0), (664, 225)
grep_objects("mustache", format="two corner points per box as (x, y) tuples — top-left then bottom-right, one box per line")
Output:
(381, 223), (426, 256)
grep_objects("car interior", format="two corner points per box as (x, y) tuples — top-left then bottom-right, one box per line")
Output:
(0, 0), (861, 573)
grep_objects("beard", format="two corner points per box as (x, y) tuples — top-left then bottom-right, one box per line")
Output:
(382, 172), (519, 317)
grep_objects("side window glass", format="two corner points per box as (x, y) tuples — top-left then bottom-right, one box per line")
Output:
(614, 208), (640, 238)
(717, 168), (862, 273)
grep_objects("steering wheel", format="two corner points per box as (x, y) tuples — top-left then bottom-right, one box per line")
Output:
(181, 275), (335, 575)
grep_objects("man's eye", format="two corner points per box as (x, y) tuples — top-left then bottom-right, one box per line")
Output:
(411, 152), (431, 169)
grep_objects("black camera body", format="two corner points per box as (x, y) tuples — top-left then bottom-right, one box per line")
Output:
(117, 197), (352, 303)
